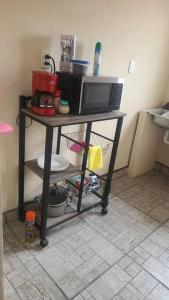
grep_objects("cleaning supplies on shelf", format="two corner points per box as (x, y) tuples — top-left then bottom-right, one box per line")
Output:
(93, 42), (102, 76)
(88, 146), (103, 171)
(25, 210), (36, 242)
(67, 174), (100, 199)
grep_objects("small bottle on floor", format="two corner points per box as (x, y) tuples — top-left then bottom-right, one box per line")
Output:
(25, 210), (36, 242)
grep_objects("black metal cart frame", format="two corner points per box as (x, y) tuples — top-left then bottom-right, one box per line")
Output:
(18, 95), (125, 247)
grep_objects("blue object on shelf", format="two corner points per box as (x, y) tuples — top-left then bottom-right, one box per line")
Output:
(70, 59), (89, 65)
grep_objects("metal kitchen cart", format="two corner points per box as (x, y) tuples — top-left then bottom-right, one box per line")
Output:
(18, 95), (126, 247)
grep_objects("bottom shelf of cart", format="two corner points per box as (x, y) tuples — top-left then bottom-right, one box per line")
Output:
(34, 205), (77, 230)
(35, 200), (102, 231)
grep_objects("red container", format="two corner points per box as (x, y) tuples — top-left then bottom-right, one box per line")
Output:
(31, 106), (55, 116)
(32, 71), (58, 94)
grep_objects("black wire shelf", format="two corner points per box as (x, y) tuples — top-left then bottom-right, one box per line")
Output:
(62, 130), (113, 156)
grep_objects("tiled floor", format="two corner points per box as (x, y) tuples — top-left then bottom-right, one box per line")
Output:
(4, 170), (169, 299)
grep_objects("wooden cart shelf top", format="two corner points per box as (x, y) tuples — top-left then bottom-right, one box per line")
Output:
(21, 108), (126, 127)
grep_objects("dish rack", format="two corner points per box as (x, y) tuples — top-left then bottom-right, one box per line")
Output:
(64, 130), (113, 156)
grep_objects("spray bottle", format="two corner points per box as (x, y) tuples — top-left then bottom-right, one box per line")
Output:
(25, 210), (36, 242)
(93, 42), (102, 76)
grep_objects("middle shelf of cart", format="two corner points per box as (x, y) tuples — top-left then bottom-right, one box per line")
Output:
(25, 159), (83, 184)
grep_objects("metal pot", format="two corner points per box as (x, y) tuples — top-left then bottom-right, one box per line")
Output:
(40, 185), (68, 217)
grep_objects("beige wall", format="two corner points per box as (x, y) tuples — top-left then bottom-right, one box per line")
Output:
(1, 0), (169, 211)
(0, 145), (4, 300)
(165, 79), (169, 99)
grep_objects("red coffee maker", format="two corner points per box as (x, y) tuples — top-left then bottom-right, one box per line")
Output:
(31, 71), (58, 116)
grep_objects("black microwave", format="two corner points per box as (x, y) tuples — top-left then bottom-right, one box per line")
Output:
(56, 72), (124, 114)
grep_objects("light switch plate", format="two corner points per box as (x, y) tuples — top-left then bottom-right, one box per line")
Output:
(128, 60), (136, 73)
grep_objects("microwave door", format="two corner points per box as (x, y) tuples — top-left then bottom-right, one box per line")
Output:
(80, 82), (112, 114)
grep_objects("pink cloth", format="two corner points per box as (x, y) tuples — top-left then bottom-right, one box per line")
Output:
(70, 141), (93, 153)
(0, 123), (13, 134)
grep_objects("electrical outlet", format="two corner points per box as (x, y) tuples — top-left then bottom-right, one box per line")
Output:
(41, 50), (50, 69)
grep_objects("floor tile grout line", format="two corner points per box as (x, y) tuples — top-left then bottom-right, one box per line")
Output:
(112, 279), (146, 300)
(112, 235), (169, 300)
(141, 264), (169, 294)
(113, 249), (167, 299)
(105, 258), (156, 300)
(130, 275), (159, 299)
(20, 254), (70, 300)
(70, 253), (128, 299)
(6, 216), (88, 256)
(112, 180), (169, 230)
(3, 233), (29, 300)
(5, 214), (113, 278)
(6, 220), (128, 300)
(58, 213), (169, 299)
(115, 179), (169, 213)
(5, 213), (147, 299)
(124, 195), (169, 222)
(7, 204), (164, 299)
(4, 223), (70, 300)
(79, 207), (162, 257)
(4, 274), (23, 300)
(33, 236), (128, 299)
(128, 221), (169, 295)
(112, 193), (166, 224)
(145, 282), (162, 299)
(85, 184), (169, 297)
(4, 170), (169, 299)
(114, 181), (146, 198)
(138, 242), (166, 262)
(70, 239), (159, 300)
(4, 212), (165, 300)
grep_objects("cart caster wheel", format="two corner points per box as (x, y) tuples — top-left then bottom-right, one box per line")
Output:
(101, 208), (108, 215)
(40, 239), (48, 248)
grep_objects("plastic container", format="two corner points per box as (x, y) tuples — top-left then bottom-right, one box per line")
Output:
(71, 60), (89, 75)
(93, 42), (102, 76)
(25, 210), (36, 242)
(58, 100), (70, 114)
(59, 61), (73, 73)
(54, 90), (61, 113)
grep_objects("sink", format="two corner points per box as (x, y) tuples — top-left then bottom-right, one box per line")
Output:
(147, 108), (169, 129)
